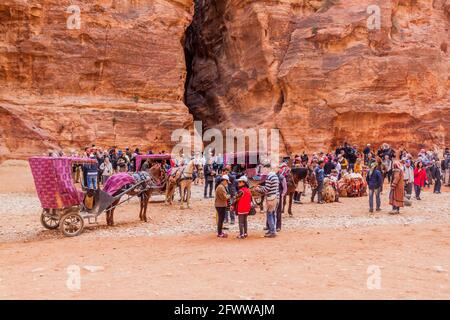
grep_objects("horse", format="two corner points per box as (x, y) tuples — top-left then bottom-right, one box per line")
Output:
(165, 166), (181, 205)
(105, 163), (164, 226)
(282, 166), (311, 216)
(165, 159), (196, 209)
(178, 159), (196, 209)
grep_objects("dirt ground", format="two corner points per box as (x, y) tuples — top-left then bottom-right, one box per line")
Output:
(0, 160), (449, 299)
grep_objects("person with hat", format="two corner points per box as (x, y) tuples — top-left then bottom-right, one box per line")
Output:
(234, 176), (252, 239)
(215, 175), (231, 238)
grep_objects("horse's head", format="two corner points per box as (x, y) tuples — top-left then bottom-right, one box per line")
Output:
(149, 163), (164, 180)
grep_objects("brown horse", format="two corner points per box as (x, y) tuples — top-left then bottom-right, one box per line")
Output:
(105, 164), (164, 226)
(282, 167), (310, 216)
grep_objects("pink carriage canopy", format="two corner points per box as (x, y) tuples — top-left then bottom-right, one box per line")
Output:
(29, 157), (96, 209)
(135, 154), (173, 171)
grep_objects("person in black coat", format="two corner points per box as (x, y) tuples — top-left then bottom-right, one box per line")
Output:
(204, 160), (216, 198)
(431, 160), (442, 194)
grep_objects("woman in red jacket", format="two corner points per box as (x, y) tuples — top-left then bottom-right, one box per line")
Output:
(235, 176), (252, 239)
(414, 160), (427, 200)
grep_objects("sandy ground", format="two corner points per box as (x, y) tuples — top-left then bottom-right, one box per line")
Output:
(0, 160), (449, 299)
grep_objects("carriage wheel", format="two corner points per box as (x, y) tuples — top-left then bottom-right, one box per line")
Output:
(60, 212), (85, 237)
(40, 210), (60, 230)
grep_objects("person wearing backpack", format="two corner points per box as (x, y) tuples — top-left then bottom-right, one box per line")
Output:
(234, 176), (252, 239)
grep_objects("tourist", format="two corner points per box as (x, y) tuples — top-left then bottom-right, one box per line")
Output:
(324, 155), (335, 175)
(311, 160), (325, 204)
(403, 160), (414, 199)
(443, 150), (450, 186)
(363, 144), (371, 165)
(257, 163), (279, 238)
(215, 175), (231, 238)
(84, 154), (99, 189)
(431, 160), (442, 194)
(366, 162), (383, 213)
(204, 159), (216, 198)
(382, 154), (393, 184)
(413, 161), (427, 200)
(389, 161), (405, 215)
(354, 158), (363, 174)
(235, 176), (252, 239)
(100, 157), (113, 185)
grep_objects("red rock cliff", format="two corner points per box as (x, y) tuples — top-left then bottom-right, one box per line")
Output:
(184, 0), (449, 154)
(0, 0), (194, 161)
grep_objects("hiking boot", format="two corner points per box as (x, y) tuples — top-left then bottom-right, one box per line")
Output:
(243, 233), (248, 238)
(388, 210), (400, 215)
(263, 226), (269, 231)
(376, 208), (381, 212)
(369, 209), (374, 213)
(236, 235), (245, 239)
(276, 228), (281, 232)
(217, 233), (228, 238)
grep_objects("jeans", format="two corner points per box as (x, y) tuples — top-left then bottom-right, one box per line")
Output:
(87, 175), (97, 189)
(311, 181), (324, 202)
(369, 188), (381, 210)
(204, 180), (213, 197)
(224, 208), (235, 223)
(266, 198), (278, 234)
(414, 185), (422, 199)
(267, 211), (276, 234)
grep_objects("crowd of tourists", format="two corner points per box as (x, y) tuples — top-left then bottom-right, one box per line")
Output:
(46, 143), (450, 240)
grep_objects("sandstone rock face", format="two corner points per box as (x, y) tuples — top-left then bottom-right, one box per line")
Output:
(185, 0), (449, 154)
(0, 0), (194, 161)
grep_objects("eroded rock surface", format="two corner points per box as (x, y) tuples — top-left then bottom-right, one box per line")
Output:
(0, 0), (194, 160)
(185, 0), (449, 154)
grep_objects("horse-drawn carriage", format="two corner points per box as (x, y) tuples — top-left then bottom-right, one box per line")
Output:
(135, 154), (173, 195)
(29, 156), (154, 237)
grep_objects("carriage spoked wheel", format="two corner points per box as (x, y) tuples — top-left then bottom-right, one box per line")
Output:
(60, 212), (84, 237)
(40, 209), (60, 230)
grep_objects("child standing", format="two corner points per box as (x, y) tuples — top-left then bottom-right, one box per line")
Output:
(234, 176), (252, 239)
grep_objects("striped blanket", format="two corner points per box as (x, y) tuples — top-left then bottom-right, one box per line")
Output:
(103, 173), (136, 196)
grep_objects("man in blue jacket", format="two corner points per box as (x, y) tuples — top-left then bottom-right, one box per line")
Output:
(366, 162), (383, 213)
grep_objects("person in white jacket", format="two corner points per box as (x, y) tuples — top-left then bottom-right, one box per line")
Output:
(403, 160), (414, 199)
